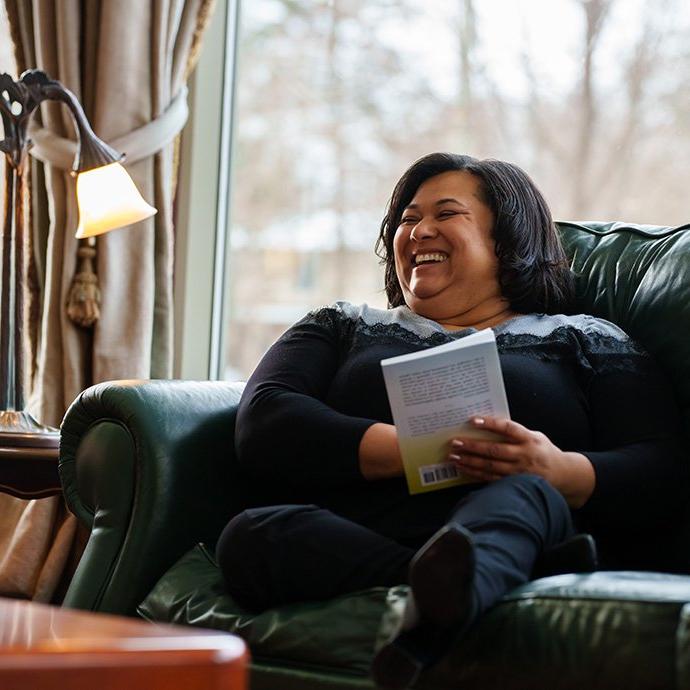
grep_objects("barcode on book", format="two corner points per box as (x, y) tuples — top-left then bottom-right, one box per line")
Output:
(419, 462), (460, 486)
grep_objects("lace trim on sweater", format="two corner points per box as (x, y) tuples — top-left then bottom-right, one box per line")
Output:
(300, 305), (650, 374)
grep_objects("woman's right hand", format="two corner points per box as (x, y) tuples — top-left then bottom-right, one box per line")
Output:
(448, 416), (596, 508)
(358, 423), (404, 480)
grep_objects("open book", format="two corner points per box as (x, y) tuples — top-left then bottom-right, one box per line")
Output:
(381, 329), (510, 494)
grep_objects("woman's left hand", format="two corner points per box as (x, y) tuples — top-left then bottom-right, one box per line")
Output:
(448, 416), (595, 508)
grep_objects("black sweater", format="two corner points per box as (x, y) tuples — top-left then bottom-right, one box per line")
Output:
(236, 302), (686, 562)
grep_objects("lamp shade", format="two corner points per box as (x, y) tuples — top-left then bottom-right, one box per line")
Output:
(75, 162), (157, 239)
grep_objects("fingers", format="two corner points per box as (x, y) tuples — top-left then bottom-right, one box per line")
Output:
(451, 437), (519, 462)
(455, 462), (502, 481)
(447, 417), (535, 481)
(454, 463), (502, 482)
(449, 452), (515, 479)
(469, 416), (530, 441)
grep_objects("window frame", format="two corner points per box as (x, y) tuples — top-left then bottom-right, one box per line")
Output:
(174, 0), (240, 380)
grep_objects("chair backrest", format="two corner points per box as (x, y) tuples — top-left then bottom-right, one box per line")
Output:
(557, 221), (690, 441)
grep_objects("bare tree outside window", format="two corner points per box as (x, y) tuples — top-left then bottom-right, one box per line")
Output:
(224, 0), (690, 380)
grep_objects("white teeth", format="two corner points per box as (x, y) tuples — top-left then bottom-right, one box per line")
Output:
(413, 253), (447, 265)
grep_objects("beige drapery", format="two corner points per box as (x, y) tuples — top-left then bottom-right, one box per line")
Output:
(8, 0), (215, 424)
(0, 0), (215, 601)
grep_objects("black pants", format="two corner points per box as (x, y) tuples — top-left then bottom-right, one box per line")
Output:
(216, 473), (574, 614)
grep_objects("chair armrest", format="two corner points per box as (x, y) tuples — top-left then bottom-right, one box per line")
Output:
(59, 379), (244, 616)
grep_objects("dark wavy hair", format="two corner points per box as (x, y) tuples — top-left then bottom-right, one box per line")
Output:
(375, 153), (575, 314)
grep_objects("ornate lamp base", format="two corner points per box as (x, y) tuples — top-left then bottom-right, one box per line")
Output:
(0, 410), (59, 448)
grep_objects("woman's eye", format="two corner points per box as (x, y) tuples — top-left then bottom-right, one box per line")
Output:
(401, 216), (418, 224)
(438, 210), (457, 218)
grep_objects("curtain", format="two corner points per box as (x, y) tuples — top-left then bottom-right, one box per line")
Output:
(0, 0), (216, 601)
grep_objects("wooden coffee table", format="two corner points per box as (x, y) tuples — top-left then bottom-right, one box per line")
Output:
(0, 598), (248, 690)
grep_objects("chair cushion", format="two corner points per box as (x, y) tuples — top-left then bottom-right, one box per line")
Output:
(137, 543), (388, 677)
(557, 221), (690, 436)
(140, 544), (690, 690)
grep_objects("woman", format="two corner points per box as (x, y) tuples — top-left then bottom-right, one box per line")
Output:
(216, 153), (685, 688)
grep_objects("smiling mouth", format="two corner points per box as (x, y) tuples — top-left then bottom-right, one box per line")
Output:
(412, 252), (448, 267)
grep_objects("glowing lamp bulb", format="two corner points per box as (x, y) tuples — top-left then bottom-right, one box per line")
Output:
(75, 162), (156, 239)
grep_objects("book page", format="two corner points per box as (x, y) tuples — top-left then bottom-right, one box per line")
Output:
(382, 330), (510, 494)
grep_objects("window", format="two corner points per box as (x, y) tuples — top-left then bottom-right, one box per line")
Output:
(0, 6), (16, 221)
(194, 0), (690, 380)
(0, 6), (13, 75)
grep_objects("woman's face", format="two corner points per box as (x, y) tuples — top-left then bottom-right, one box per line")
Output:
(393, 170), (502, 321)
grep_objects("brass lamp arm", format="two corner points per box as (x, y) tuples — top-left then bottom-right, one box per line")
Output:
(0, 70), (123, 173)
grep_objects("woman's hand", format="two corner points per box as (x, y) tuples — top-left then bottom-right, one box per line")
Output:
(448, 416), (596, 508)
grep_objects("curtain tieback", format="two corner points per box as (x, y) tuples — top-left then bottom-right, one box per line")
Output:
(30, 87), (188, 328)
(66, 243), (100, 327)
(28, 85), (189, 169)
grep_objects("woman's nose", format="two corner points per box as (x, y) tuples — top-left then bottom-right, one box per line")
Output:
(410, 218), (438, 241)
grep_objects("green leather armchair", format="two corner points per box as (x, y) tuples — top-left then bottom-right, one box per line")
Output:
(59, 221), (690, 690)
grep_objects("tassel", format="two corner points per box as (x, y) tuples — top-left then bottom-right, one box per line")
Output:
(66, 243), (101, 328)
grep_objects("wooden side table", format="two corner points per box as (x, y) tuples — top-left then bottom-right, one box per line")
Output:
(0, 598), (248, 690)
(0, 431), (61, 498)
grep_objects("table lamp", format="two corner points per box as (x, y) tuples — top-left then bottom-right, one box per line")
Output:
(0, 69), (156, 450)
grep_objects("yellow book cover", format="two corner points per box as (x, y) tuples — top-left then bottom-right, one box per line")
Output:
(381, 329), (510, 494)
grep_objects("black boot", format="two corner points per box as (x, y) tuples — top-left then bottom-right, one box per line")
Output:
(371, 622), (454, 690)
(371, 525), (477, 689)
(531, 533), (598, 579)
(408, 524), (477, 629)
